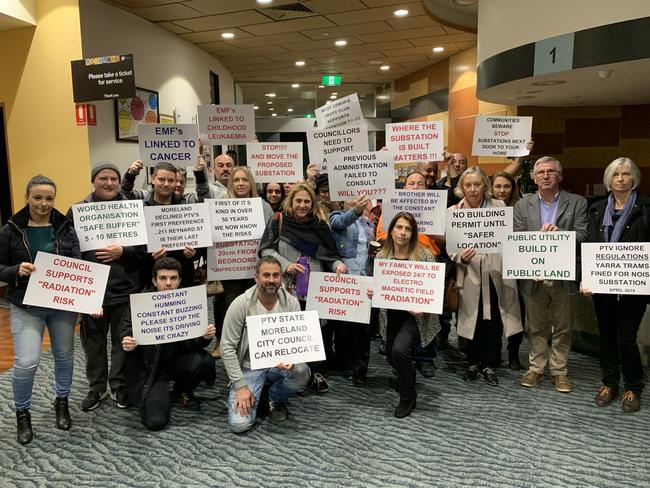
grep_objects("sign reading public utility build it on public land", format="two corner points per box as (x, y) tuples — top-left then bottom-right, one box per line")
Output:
(502, 231), (576, 280)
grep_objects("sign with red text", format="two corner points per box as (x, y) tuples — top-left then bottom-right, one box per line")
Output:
(381, 190), (447, 235)
(471, 115), (532, 157)
(305, 272), (373, 324)
(328, 150), (395, 200)
(207, 239), (259, 281)
(315, 93), (364, 129)
(207, 198), (265, 242)
(197, 104), (255, 145)
(445, 207), (513, 254)
(23, 253), (110, 314)
(247, 142), (302, 183)
(502, 231), (575, 280)
(144, 203), (212, 252)
(307, 123), (368, 173)
(138, 124), (199, 167)
(386, 121), (444, 163)
(130, 285), (208, 345)
(372, 259), (445, 314)
(247, 311), (325, 370)
(581, 243), (650, 294)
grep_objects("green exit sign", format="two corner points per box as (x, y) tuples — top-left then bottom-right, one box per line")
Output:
(321, 75), (341, 86)
(304, 114), (314, 118)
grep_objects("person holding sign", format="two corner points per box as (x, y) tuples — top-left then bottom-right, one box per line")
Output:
(121, 159), (203, 203)
(451, 167), (522, 386)
(436, 152), (468, 207)
(514, 157), (588, 393)
(0, 175), (80, 444)
(196, 154), (233, 200)
(583, 157), (650, 412)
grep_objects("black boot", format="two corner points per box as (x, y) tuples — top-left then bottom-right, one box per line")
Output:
(16, 409), (33, 445)
(54, 397), (71, 430)
(394, 397), (416, 418)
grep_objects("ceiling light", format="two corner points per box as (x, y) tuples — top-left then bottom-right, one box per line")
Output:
(331, 92), (338, 95)
(291, 83), (300, 88)
(318, 85), (325, 88)
(330, 95), (337, 99)
(269, 108), (274, 111)
(267, 101), (273, 105)
(394, 9), (409, 17)
(377, 95), (389, 100)
(265, 92), (276, 97)
(432, 46), (444, 53)
(335, 40), (347, 47)
(380, 65), (390, 71)
(287, 108), (294, 112)
(272, 113), (277, 116)
(254, 105), (259, 110)
(530, 80), (566, 86)
(295, 60), (305, 67)
(257, 0), (272, 4)
(221, 32), (234, 39)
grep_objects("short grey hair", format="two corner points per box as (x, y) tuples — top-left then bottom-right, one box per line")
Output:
(603, 157), (641, 191)
(454, 166), (492, 199)
(533, 156), (563, 176)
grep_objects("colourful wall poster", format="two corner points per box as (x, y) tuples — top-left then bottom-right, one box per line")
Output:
(115, 87), (159, 142)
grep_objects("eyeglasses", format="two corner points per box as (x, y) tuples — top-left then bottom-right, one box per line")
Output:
(318, 189), (330, 195)
(535, 170), (559, 177)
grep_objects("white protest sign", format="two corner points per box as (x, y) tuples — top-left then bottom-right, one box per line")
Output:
(471, 115), (532, 157)
(307, 123), (368, 173)
(129, 285), (208, 345)
(144, 203), (212, 252)
(207, 198), (265, 242)
(381, 190), (447, 235)
(197, 104), (255, 145)
(328, 150), (395, 200)
(305, 272), (373, 324)
(72, 200), (147, 252)
(386, 121), (444, 163)
(502, 231), (576, 280)
(207, 239), (259, 281)
(371, 259), (445, 314)
(445, 206), (513, 254)
(315, 93), (364, 129)
(246, 142), (302, 183)
(581, 243), (650, 295)
(247, 310), (325, 370)
(23, 252), (110, 314)
(138, 124), (199, 166)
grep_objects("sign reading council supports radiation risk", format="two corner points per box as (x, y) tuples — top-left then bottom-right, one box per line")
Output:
(70, 54), (135, 103)
(207, 239), (259, 281)
(197, 104), (255, 145)
(385, 121), (444, 162)
(445, 207), (513, 254)
(581, 243), (650, 295)
(23, 253), (110, 314)
(306, 123), (368, 173)
(144, 203), (212, 252)
(471, 115), (532, 157)
(246, 142), (302, 183)
(138, 124), (199, 167)
(129, 285), (208, 345)
(315, 93), (364, 129)
(502, 231), (576, 280)
(305, 272), (373, 324)
(381, 190), (447, 235)
(207, 198), (265, 242)
(372, 259), (445, 314)
(327, 150), (395, 200)
(247, 311), (325, 370)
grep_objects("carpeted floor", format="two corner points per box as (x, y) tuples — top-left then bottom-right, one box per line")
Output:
(1, 333), (649, 488)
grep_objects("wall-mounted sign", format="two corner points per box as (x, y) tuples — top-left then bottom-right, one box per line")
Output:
(71, 54), (135, 103)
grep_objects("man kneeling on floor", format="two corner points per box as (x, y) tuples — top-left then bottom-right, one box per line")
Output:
(221, 256), (310, 433)
(120, 257), (216, 431)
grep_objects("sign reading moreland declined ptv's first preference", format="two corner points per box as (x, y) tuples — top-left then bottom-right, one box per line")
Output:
(246, 142), (303, 183)
(138, 124), (199, 166)
(207, 198), (265, 243)
(72, 200), (147, 252)
(23, 253), (110, 314)
(144, 203), (212, 252)
(247, 311), (325, 370)
(307, 123), (368, 173)
(382, 190), (447, 236)
(129, 285), (208, 346)
(315, 93), (364, 129)
(207, 239), (259, 281)
(581, 243), (650, 295)
(502, 231), (576, 280)
(385, 121), (444, 162)
(445, 207), (513, 254)
(197, 104), (255, 145)
(471, 115), (532, 157)
(327, 150), (395, 200)
(372, 259), (446, 314)
(305, 272), (373, 324)
(71, 54), (135, 103)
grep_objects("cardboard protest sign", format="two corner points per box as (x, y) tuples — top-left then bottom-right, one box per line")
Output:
(306, 123), (368, 173)
(305, 272), (373, 324)
(138, 124), (199, 166)
(23, 253), (110, 314)
(445, 207), (513, 254)
(247, 311), (325, 370)
(581, 243), (650, 295)
(246, 142), (302, 183)
(371, 259), (445, 314)
(129, 285), (208, 345)
(386, 121), (444, 163)
(315, 93), (364, 129)
(471, 115), (532, 157)
(72, 200), (147, 252)
(144, 203), (212, 252)
(207, 198), (265, 242)
(70, 54), (135, 103)
(207, 239), (259, 281)
(502, 231), (576, 280)
(197, 104), (255, 145)
(381, 190), (447, 235)
(327, 151), (395, 200)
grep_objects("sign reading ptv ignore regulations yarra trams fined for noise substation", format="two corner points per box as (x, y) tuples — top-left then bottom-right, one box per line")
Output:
(385, 121), (444, 162)
(23, 252), (110, 314)
(327, 150), (395, 200)
(138, 124), (199, 167)
(502, 231), (576, 280)
(314, 93), (364, 129)
(306, 123), (368, 173)
(207, 198), (265, 243)
(305, 272), (373, 324)
(471, 115), (532, 157)
(445, 207), (513, 254)
(207, 239), (259, 281)
(144, 203), (212, 252)
(581, 243), (650, 295)
(246, 142), (303, 183)
(197, 104), (255, 145)
(381, 190), (447, 236)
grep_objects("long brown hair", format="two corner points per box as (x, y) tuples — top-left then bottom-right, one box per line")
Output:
(226, 166), (259, 198)
(378, 211), (424, 260)
(491, 171), (520, 206)
(283, 183), (329, 223)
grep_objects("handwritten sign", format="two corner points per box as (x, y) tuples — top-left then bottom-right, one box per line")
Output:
(144, 203), (212, 252)
(23, 253), (110, 314)
(315, 93), (364, 129)
(246, 142), (302, 183)
(197, 104), (255, 145)
(471, 115), (532, 157)
(381, 190), (447, 235)
(207, 198), (265, 242)
(305, 272), (373, 324)
(207, 239), (259, 281)
(307, 123), (368, 173)
(386, 121), (444, 162)
(502, 231), (576, 280)
(138, 124), (199, 166)
(328, 150), (395, 200)
(129, 285), (208, 345)
(445, 207), (513, 254)
(581, 243), (650, 294)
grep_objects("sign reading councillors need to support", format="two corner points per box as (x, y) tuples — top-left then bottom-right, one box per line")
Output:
(138, 124), (199, 166)
(144, 203), (212, 252)
(386, 121), (444, 162)
(307, 123), (368, 173)
(327, 150), (395, 200)
(471, 115), (532, 157)
(502, 231), (576, 280)
(581, 243), (650, 295)
(246, 142), (302, 183)
(197, 104), (255, 145)
(305, 272), (373, 324)
(445, 207), (513, 254)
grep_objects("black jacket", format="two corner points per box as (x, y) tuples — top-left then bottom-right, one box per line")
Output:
(587, 193), (650, 243)
(0, 206), (80, 307)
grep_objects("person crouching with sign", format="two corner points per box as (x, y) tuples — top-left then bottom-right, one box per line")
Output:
(221, 256), (311, 433)
(120, 258), (215, 431)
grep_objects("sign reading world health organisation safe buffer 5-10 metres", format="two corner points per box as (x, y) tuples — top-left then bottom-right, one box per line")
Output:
(502, 231), (576, 280)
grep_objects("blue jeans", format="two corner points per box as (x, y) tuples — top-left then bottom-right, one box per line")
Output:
(228, 363), (310, 433)
(10, 304), (77, 411)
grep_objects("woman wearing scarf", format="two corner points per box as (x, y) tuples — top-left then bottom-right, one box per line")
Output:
(584, 157), (650, 413)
